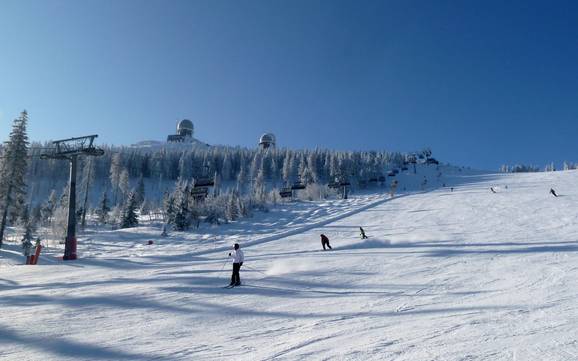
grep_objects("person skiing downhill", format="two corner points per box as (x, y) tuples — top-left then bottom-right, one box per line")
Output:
(550, 188), (558, 197)
(360, 227), (368, 239)
(228, 243), (244, 286)
(320, 234), (332, 250)
(389, 180), (398, 198)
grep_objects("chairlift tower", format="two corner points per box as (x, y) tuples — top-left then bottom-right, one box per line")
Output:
(41, 135), (104, 260)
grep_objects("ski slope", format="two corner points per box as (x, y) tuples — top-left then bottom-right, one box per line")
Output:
(2, 169), (578, 360)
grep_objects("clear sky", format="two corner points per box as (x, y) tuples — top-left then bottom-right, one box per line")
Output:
(1, 0), (577, 170)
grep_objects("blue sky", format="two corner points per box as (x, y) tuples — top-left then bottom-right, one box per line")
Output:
(1, 0), (577, 170)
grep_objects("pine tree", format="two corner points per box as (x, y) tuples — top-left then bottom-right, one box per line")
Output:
(162, 191), (176, 225)
(109, 153), (122, 205)
(213, 172), (221, 197)
(172, 181), (191, 231)
(41, 190), (58, 225)
(226, 191), (240, 221)
(120, 192), (139, 228)
(135, 176), (145, 206)
(97, 191), (110, 225)
(118, 168), (130, 203)
(0, 111), (30, 247)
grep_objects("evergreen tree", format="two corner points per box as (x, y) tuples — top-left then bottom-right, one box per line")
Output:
(0, 111), (30, 247)
(118, 168), (130, 203)
(172, 181), (191, 231)
(120, 192), (139, 228)
(97, 191), (110, 225)
(135, 176), (146, 206)
(213, 172), (221, 197)
(109, 153), (122, 205)
(225, 191), (240, 221)
(162, 191), (176, 225)
(41, 190), (58, 225)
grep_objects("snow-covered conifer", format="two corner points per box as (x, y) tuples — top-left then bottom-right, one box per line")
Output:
(0, 111), (30, 247)
(97, 191), (110, 225)
(120, 192), (139, 228)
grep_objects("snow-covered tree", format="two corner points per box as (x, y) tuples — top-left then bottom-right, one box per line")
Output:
(41, 190), (58, 225)
(109, 153), (122, 204)
(120, 192), (139, 228)
(118, 168), (130, 203)
(134, 176), (146, 206)
(0, 110), (30, 247)
(97, 191), (110, 225)
(171, 181), (191, 231)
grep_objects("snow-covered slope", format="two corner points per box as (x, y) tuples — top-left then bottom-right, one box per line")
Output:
(2, 170), (578, 360)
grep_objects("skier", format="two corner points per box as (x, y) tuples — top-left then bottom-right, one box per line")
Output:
(22, 238), (33, 265)
(360, 227), (368, 240)
(421, 177), (427, 190)
(550, 188), (558, 197)
(389, 180), (398, 198)
(320, 234), (332, 250)
(228, 243), (244, 286)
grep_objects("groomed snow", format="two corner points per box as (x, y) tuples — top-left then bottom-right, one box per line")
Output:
(2, 169), (578, 360)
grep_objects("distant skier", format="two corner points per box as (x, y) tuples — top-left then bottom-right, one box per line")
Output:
(360, 227), (368, 240)
(320, 234), (332, 250)
(490, 187), (497, 193)
(421, 176), (427, 190)
(22, 238), (33, 265)
(550, 188), (558, 197)
(389, 180), (398, 198)
(228, 243), (244, 286)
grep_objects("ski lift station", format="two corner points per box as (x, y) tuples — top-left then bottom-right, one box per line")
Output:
(259, 133), (276, 150)
(167, 119), (194, 143)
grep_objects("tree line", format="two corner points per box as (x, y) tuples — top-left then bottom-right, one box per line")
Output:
(0, 111), (410, 245)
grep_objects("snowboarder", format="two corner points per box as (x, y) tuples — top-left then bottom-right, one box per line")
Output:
(360, 227), (368, 240)
(320, 234), (332, 250)
(228, 243), (244, 286)
(550, 188), (558, 197)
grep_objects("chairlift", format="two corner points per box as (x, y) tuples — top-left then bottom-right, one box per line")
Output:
(291, 182), (306, 190)
(190, 187), (208, 200)
(328, 182), (340, 189)
(279, 188), (293, 198)
(193, 178), (214, 188)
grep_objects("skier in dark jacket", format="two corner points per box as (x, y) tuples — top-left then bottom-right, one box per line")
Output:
(550, 188), (558, 197)
(360, 227), (368, 239)
(320, 234), (332, 250)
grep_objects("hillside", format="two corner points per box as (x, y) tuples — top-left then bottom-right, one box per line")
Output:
(1, 169), (578, 360)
